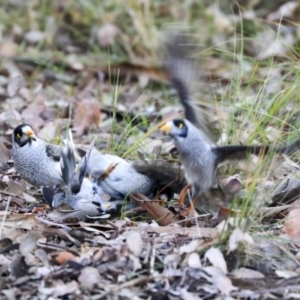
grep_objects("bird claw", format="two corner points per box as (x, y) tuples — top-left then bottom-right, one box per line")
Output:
(98, 163), (119, 181)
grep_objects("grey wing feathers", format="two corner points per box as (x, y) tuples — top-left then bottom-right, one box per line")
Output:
(77, 138), (96, 186)
(60, 131), (77, 185)
(163, 32), (212, 140)
(45, 144), (61, 161)
(42, 135), (97, 208)
(41, 185), (64, 208)
(42, 130), (77, 207)
(41, 186), (55, 207)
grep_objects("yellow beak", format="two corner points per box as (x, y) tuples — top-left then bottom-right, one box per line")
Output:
(26, 129), (35, 137)
(160, 123), (172, 133)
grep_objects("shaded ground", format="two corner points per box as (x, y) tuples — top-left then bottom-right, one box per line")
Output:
(1, 1), (300, 299)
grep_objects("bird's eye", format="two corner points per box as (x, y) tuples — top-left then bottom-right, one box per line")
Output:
(16, 133), (22, 139)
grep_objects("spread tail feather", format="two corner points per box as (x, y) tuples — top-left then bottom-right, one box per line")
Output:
(133, 162), (187, 196)
(77, 137), (96, 186)
(213, 139), (300, 163)
(60, 129), (76, 185)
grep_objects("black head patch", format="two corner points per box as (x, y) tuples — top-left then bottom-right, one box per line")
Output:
(13, 123), (34, 147)
(172, 119), (188, 138)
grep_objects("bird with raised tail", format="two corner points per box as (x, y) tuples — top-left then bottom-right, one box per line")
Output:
(161, 32), (300, 210)
(161, 119), (300, 209)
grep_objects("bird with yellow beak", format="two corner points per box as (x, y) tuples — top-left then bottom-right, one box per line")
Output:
(161, 117), (300, 212)
(11, 123), (64, 188)
(161, 32), (300, 212)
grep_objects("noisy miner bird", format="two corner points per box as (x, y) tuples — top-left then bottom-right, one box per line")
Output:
(77, 147), (186, 206)
(12, 124), (65, 188)
(161, 32), (300, 210)
(41, 129), (186, 216)
(161, 119), (300, 206)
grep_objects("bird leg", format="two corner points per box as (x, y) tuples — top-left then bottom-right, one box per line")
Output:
(179, 184), (191, 205)
(98, 163), (119, 181)
(187, 198), (196, 213)
(179, 184), (196, 213)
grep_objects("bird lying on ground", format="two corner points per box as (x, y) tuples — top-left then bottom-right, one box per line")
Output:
(161, 32), (300, 211)
(76, 146), (186, 205)
(12, 123), (184, 202)
(41, 132), (186, 216)
(42, 134), (123, 216)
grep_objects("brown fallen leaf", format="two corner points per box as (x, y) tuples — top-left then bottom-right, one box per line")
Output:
(0, 109), (22, 127)
(21, 103), (46, 121)
(0, 141), (10, 170)
(38, 121), (57, 141)
(131, 192), (181, 226)
(56, 250), (77, 265)
(283, 208), (300, 241)
(0, 213), (60, 240)
(7, 76), (21, 97)
(215, 207), (248, 220)
(8, 180), (25, 196)
(73, 93), (101, 136)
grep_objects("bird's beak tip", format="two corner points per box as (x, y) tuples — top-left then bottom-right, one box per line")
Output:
(26, 129), (35, 137)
